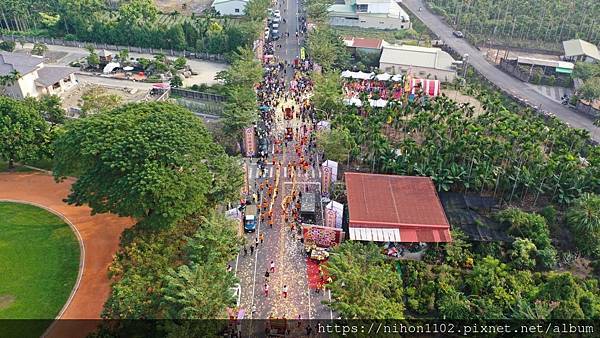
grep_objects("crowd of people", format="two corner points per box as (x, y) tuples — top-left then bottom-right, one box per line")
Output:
(343, 78), (405, 100)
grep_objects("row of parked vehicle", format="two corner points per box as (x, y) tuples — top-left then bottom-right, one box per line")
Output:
(264, 8), (282, 41)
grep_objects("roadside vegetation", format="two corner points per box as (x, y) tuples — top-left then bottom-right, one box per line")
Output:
(0, 0), (268, 55)
(427, 0), (600, 51)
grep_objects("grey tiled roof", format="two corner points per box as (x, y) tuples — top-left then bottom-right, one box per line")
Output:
(0, 51), (43, 76)
(35, 66), (75, 87)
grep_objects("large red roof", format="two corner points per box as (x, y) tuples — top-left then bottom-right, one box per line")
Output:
(345, 172), (452, 242)
(343, 36), (384, 49)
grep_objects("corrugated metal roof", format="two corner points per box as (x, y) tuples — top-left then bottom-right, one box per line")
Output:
(562, 39), (600, 60)
(517, 56), (574, 70)
(346, 172), (451, 243)
(343, 36), (384, 49)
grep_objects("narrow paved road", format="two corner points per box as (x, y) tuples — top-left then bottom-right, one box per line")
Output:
(235, 0), (334, 325)
(403, 0), (600, 142)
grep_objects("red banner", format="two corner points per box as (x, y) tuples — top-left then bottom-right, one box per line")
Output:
(244, 127), (256, 157)
(325, 208), (336, 228)
(321, 166), (331, 195)
(303, 224), (344, 248)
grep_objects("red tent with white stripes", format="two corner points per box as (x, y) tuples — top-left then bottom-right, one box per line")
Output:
(410, 78), (441, 97)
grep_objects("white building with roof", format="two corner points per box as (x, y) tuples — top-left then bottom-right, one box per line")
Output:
(212, 0), (249, 16)
(562, 39), (600, 63)
(0, 51), (76, 99)
(379, 44), (459, 82)
(328, 0), (410, 30)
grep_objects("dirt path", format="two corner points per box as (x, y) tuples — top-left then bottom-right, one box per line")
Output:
(0, 172), (133, 338)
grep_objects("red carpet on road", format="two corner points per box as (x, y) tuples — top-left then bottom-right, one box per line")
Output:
(306, 258), (328, 289)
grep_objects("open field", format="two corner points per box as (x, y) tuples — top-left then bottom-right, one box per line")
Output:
(0, 202), (79, 335)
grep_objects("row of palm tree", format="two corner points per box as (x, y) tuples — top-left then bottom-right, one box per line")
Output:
(331, 88), (599, 205)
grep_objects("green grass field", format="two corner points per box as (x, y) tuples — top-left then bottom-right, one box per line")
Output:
(0, 202), (80, 335)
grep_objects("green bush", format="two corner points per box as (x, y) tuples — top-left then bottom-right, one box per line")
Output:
(0, 40), (16, 52)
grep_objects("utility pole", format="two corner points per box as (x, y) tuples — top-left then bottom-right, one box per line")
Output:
(462, 53), (469, 78)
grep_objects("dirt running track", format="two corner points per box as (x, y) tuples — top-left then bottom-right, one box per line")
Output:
(0, 172), (133, 338)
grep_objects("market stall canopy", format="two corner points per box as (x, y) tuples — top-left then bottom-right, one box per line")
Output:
(369, 98), (388, 108)
(353, 71), (374, 80)
(375, 72), (392, 81)
(343, 97), (363, 107)
(345, 172), (452, 243)
(123, 66), (134, 71)
(391, 74), (404, 82)
(152, 83), (171, 90)
(316, 120), (330, 131)
(341, 70), (353, 78)
(102, 62), (120, 74)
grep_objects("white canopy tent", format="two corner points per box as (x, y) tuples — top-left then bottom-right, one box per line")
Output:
(103, 62), (120, 74)
(375, 72), (392, 81)
(341, 70), (354, 78)
(353, 71), (374, 80)
(369, 98), (388, 108)
(391, 74), (404, 82)
(343, 97), (363, 107)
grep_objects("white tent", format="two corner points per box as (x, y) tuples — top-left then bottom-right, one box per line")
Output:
(316, 120), (330, 131)
(341, 70), (354, 78)
(391, 74), (404, 82)
(353, 71), (374, 80)
(343, 97), (363, 106)
(375, 72), (392, 81)
(103, 62), (120, 74)
(369, 98), (388, 108)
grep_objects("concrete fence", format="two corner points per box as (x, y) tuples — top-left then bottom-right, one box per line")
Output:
(170, 88), (226, 102)
(0, 34), (226, 62)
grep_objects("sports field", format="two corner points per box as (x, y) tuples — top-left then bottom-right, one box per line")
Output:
(0, 202), (80, 334)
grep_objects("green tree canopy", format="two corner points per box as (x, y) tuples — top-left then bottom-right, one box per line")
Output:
(306, 26), (349, 71)
(316, 127), (356, 164)
(53, 102), (242, 227)
(311, 71), (344, 120)
(216, 47), (263, 87)
(567, 193), (600, 257)
(325, 241), (404, 319)
(244, 0), (270, 21)
(0, 96), (49, 169)
(80, 86), (123, 116)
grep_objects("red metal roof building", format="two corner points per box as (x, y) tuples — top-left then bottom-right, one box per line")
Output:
(342, 36), (385, 50)
(345, 172), (452, 243)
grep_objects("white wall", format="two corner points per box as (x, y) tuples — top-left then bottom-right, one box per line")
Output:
(379, 62), (456, 82)
(357, 14), (410, 29)
(213, 1), (247, 16)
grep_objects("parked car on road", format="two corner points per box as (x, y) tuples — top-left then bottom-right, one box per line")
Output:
(453, 31), (464, 38)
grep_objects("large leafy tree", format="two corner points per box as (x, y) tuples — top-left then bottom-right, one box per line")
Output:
(80, 86), (123, 116)
(325, 241), (404, 319)
(163, 212), (240, 319)
(53, 102), (242, 227)
(316, 127), (355, 164)
(567, 193), (600, 257)
(216, 47), (263, 87)
(306, 26), (350, 71)
(311, 72), (344, 120)
(0, 96), (48, 169)
(244, 0), (270, 21)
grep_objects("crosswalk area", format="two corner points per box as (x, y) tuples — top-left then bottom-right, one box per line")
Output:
(247, 164), (320, 180)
